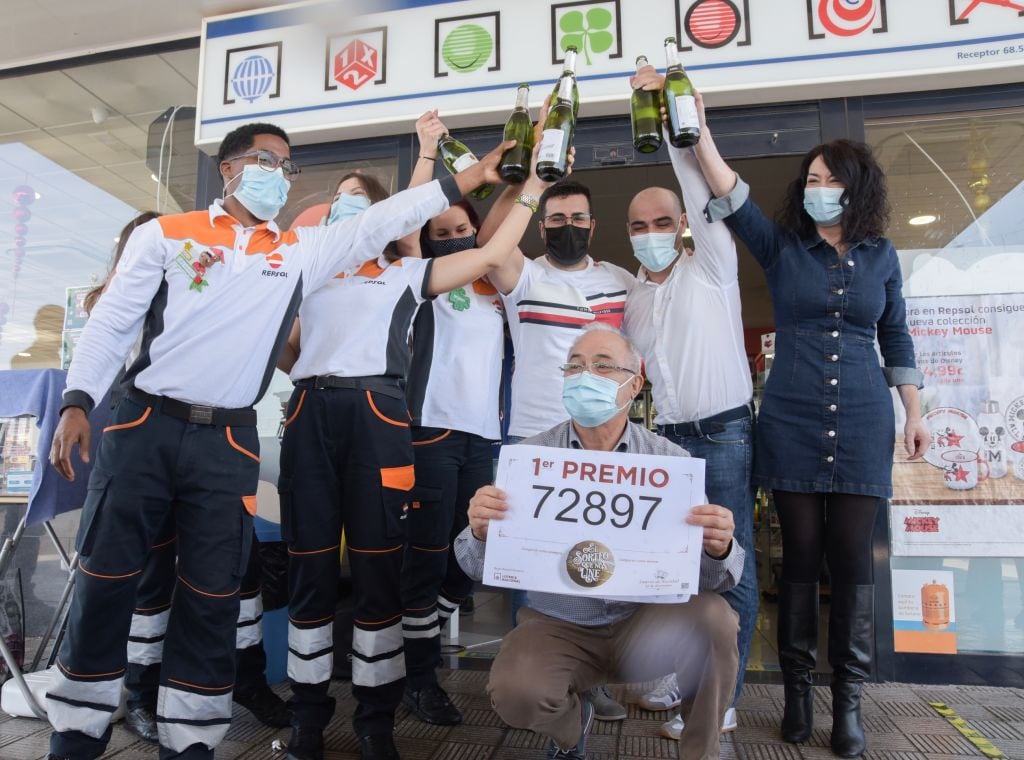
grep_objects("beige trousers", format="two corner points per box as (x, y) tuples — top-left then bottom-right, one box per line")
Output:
(487, 594), (739, 760)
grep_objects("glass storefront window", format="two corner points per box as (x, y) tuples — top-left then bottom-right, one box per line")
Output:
(0, 47), (199, 646)
(1, 48), (199, 371)
(868, 109), (1024, 657)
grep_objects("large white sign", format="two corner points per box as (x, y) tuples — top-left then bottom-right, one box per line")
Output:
(196, 0), (1024, 150)
(891, 504), (1024, 557)
(482, 444), (705, 600)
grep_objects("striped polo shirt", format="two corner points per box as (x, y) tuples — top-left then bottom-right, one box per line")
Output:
(503, 255), (636, 439)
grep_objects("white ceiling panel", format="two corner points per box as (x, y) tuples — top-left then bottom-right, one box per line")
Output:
(0, 71), (105, 129)
(0, 104), (36, 136)
(1, 1), (284, 71)
(64, 56), (198, 117)
(161, 49), (200, 87)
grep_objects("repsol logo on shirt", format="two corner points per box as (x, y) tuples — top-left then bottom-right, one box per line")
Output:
(261, 269), (289, 278)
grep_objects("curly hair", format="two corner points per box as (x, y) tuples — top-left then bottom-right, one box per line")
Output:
(775, 139), (891, 245)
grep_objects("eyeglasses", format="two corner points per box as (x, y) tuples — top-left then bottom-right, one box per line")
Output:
(559, 361), (636, 377)
(543, 212), (594, 228)
(228, 149), (301, 179)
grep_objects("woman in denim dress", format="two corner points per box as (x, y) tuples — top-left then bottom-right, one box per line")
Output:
(689, 93), (929, 758)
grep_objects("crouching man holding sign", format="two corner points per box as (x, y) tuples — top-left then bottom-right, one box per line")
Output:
(454, 323), (743, 760)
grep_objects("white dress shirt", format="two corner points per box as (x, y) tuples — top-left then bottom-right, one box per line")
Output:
(623, 144), (752, 425)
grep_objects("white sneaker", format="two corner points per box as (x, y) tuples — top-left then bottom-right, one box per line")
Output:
(638, 674), (682, 711)
(659, 707), (737, 739)
(722, 706), (738, 732)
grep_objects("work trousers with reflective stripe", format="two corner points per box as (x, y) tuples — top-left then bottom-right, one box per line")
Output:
(126, 528), (267, 711)
(279, 385), (414, 737)
(402, 427), (490, 689)
(47, 396), (258, 760)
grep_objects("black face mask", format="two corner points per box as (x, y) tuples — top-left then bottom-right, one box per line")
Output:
(424, 234), (477, 258)
(544, 224), (590, 266)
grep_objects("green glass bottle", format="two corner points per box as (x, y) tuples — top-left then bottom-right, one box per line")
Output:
(499, 84), (535, 184)
(662, 37), (700, 148)
(630, 55), (662, 154)
(437, 133), (495, 201)
(548, 46), (580, 120)
(536, 75), (574, 182)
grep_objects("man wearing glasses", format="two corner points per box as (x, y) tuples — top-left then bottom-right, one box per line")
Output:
(485, 182), (636, 449)
(622, 65), (757, 740)
(455, 324), (742, 760)
(46, 122), (506, 760)
(482, 180), (636, 719)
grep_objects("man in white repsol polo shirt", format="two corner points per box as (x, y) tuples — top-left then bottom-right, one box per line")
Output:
(46, 122), (501, 760)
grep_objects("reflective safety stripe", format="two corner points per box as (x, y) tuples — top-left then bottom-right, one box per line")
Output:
(236, 596), (264, 649)
(157, 683), (233, 754)
(287, 622), (333, 685)
(351, 620), (405, 687)
(436, 594), (458, 623)
(127, 609), (170, 666)
(46, 668), (124, 740)
(402, 612), (440, 640)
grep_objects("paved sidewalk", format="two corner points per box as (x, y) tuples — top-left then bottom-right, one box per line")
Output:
(2, 671), (1023, 758)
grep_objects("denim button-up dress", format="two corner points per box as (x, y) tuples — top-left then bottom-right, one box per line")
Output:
(707, 177), (923, 498)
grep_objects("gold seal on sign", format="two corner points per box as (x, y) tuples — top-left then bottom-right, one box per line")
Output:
(565, 541), (615, 588)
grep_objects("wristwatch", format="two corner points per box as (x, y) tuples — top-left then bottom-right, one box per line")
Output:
(513, 192), (539, 213)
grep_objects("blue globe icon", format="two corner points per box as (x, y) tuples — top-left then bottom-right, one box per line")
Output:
(231, 55), (275, 103)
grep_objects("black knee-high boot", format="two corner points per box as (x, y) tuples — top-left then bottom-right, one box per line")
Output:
(777, 581), (818, 743)
(828, 584), (873, 758)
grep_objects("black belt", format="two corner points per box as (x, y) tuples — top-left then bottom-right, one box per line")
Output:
(127, 389), (256, 427)
(658, 403), (753, 437)
(296, 375), (405, 400)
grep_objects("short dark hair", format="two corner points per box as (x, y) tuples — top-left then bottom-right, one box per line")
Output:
(419, 200), (480, 256)
(776, 139), (891, 244)
(336, 171), (390, 205)
(539, 180), (592, 219)
(216, 123), (291, 164)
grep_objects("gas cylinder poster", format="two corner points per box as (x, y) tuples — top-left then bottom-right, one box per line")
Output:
(892, 570), (957, 654)
(890, 292), (1024, 557)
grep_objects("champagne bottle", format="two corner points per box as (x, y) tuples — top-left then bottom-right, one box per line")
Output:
(630, 55), (662, 154)
(499, 84), (535, 184)
(548, 46), (580, 119)
(437, 133), (495, 201)
(536, 74), (574, 182)
(662, 37), (700, 148)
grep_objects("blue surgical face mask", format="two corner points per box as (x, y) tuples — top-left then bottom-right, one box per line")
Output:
(328, 192), (371, 225)
(630, 230), (680, 273)
(562, 371), (634, 428)
(803, 186), (845, 226)
(230, 165), (290, 221)
(424, 234), (477, 258)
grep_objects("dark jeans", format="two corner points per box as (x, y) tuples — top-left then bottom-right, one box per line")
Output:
(659, 414), (757, 707)
(402, 428), (493, 689)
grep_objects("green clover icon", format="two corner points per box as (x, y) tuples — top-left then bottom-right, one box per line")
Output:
(559, 6), (614, 66)
(448, 287), (472, 311)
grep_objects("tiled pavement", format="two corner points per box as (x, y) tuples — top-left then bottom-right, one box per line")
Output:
(3, 671), (1023, 759)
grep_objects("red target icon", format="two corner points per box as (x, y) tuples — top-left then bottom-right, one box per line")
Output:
(677, 0), (751, 51)
(808, 0), (887, 39)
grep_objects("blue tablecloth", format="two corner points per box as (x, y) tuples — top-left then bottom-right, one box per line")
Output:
(0, 369), (109, 525)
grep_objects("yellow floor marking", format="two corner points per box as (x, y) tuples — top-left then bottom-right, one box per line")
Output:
(928, 701), (1007, 759)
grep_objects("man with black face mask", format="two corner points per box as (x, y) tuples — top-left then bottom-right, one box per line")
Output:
(484, 181), (636, 445)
